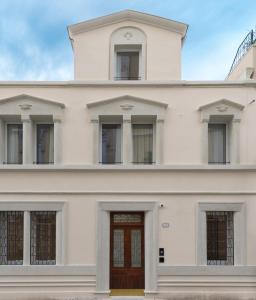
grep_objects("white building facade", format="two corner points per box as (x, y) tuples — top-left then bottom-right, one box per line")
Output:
(0, 10), (256, 300)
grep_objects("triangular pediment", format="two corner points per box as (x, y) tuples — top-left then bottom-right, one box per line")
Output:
(87, 95), (168, 117)
(0, 94), (65, 108)
(198, 99), (244, 112)
(0, 94), (65, 117)
(68, 10), (188, 38)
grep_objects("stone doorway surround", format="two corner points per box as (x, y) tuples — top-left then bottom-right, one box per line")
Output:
(96, 201), (158, 296)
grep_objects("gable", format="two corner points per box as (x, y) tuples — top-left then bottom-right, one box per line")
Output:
(68, 10), (188, 39)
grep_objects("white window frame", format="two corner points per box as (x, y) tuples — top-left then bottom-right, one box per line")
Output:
(208, 121), (230, 164)
(33, 122), (54, 165)
(99, 121), (123, 164)
(0, 201), (65, 266)
(114, 45), (143, 80)
(197, 202), (246, 266)
(131, 120), (156, 164)
(5, 122), (23, 165)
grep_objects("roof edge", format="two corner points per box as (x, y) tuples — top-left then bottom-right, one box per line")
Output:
(68, 10), (188, 38)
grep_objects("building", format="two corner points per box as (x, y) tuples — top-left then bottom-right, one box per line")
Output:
(0, 9), (256, 300)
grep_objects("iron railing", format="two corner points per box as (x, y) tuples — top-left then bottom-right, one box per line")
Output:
(114, 76), (141, 80)
(228, 29), (256, 77)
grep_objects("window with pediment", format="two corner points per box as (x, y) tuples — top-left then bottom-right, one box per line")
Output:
(87, 95), (167, 165)
(199, 99), (244, 165)
(0, 94), (64, 165)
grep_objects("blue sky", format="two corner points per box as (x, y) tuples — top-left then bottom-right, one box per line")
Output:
(0, 0), (255, 81)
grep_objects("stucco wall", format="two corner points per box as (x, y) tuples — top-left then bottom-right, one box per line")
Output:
(72, 21), (182, 80)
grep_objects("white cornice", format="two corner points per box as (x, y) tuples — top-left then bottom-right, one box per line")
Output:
(68, 10), (188, 38)
(0, 164), (256, 171)
(0, 80), (256, 88)
(87, 94), (168, 108)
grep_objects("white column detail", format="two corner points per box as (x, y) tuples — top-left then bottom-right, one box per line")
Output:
(21, 115), (32, 164)
(231, 118), (241, 164)
(155, 116), (164, 164)
(53, 116), (62, 165)
(56, 210), (63, 265)
(23, 211), (30, 265)
(91, 117), (99, 164)
(0, 119), (4, 164)
(202, 118), (209, 164)
(123, 115), (132, 164)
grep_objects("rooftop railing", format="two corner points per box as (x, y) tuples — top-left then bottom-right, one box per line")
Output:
(227, 29), (256, 77)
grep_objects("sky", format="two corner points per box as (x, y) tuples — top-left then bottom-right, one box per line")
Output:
(0, 0), (255, 81)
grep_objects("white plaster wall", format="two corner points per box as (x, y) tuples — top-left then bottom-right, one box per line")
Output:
(72, 20), (182, 80)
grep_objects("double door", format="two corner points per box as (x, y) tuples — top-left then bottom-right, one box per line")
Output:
(110, 212), (144, 290)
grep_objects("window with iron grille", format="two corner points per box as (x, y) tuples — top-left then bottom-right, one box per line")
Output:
(0, 211), (23, 265)
(30, 211), (56, 265)
(206, 211), (234, 265)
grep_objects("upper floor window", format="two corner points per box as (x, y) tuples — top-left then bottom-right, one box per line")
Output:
(115, 46), (141, 80)
(7, 124), (23, 164)
(87, 95), (167, 165)
(36, 124), (54, 164)
(101, 123), (122, 164)
(133, 124), (153, 164)
(208, 123), (228, 164)
(0, 94), (64, 165)
(198, 99), (244, 165)
(110, 27), (146, 80)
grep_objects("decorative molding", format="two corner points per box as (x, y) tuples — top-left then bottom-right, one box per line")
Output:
(0, 93), (65, 108)
(120, 103), (134, 110)
(198, 98), (244, 112)
(0, 265), (96, 276)
(19, 103), (32, 110)
(158, 265), (256, 276)
(124, 31), (133, 40)
(87, 94), (168, 109)
(68, 10), (188, 38)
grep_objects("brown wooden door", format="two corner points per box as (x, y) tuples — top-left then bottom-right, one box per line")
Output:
(110, 212), (144, 289)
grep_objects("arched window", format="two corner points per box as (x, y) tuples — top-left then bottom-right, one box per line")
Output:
(110, 27), (146, 80)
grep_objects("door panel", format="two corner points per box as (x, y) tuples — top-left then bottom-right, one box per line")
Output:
(110, 212), (144, 289)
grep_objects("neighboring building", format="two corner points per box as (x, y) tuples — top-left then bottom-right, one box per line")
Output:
(0, 9), (256, 300)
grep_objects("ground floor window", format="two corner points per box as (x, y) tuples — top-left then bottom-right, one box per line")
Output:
(0, 211), (24, 265)
(206, 211), (234, 265)
(0, 210), (58, 265)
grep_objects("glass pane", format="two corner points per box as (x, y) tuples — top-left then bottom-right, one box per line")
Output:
(206, 211), (234, 265)
(7, 124), (23, 164)
(113, 229), (124, 267)
(102, 124), (121, 164)
(116, 52), (139, 80)
(113, 214), (142, 223)
(208, 124), (226, 164)
(37, 124), (54, 164)
(0, 211), (23, 265)
(131, 229), (141, 267)
(30, 211), (56, 265)
(133, 124), (153, 164)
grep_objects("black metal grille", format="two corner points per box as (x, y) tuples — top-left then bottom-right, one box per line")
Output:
(228, 29), (256, 76)
(114, 76), (141, 80)
(207, 211), (234, 265)
(30, 211), (56, 265)
(0, 211), (23, 265)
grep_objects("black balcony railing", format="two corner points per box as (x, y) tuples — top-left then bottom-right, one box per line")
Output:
(227, 29), (256, 77)
(114, 76), (141, 80)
